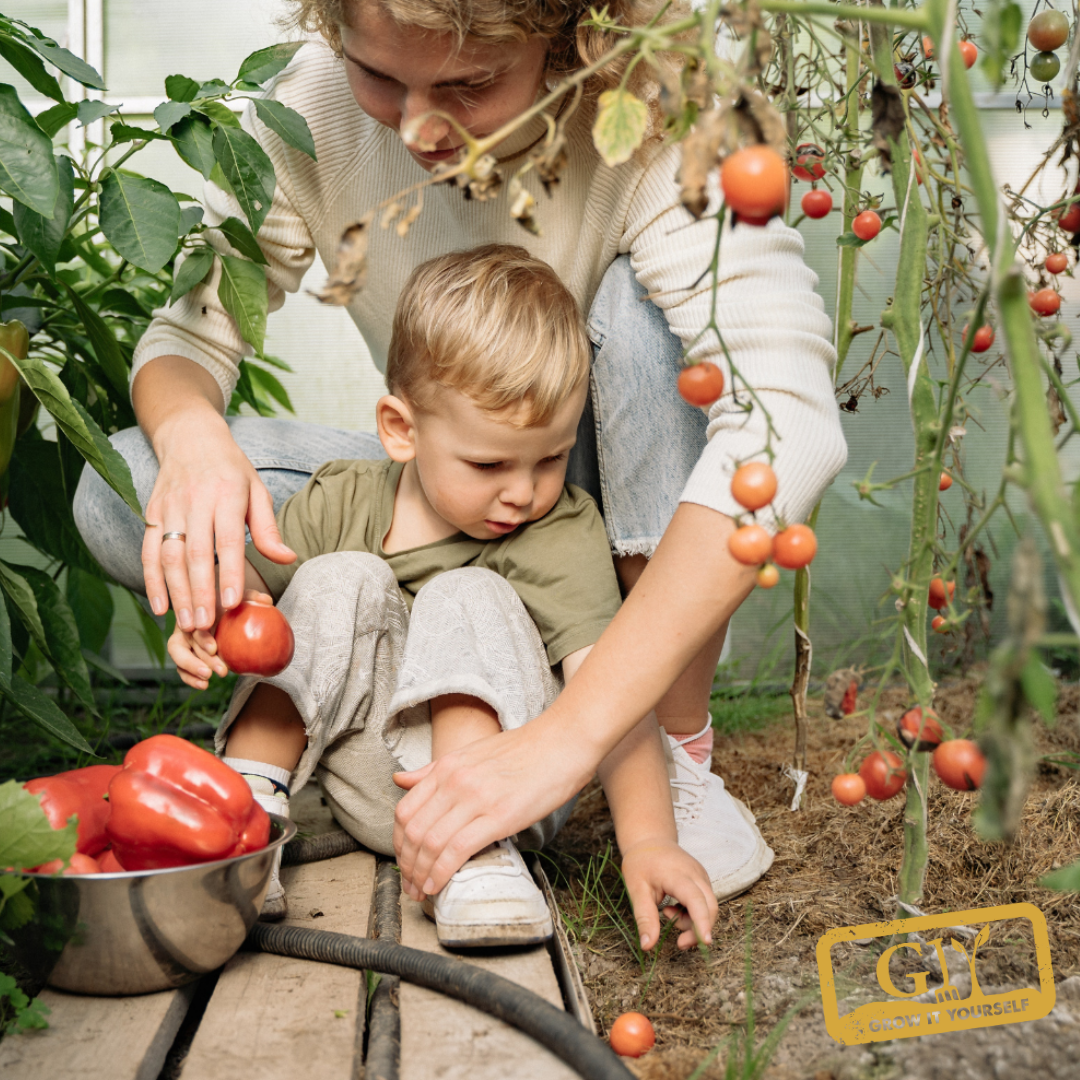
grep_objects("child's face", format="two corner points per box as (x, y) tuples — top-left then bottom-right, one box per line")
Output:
(381, 383), (586, 541)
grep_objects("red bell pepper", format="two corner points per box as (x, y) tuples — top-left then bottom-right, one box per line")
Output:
(32, 852), (102, 875)
(24, 764), (122, 856)
(105, 734), (271, 870)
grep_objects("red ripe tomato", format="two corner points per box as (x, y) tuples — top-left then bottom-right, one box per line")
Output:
(841, 678), (858, 715)
(731, 462), (778, 510)
(897, 706), (944, 751)
(773, 524), (817, 569)
(1046, 252), (1069, 274)
(931, 615), (949, 633)
(832, 773), (866, 806)
(959, 40), (978, 69)
(216, 598), (295, 676)
(1030, 288), (1062, 316)
(1058, 203), (1080, 233)
(678, 362), (724, 407)
(852, 210), (882, 241)
(801, 189), (833, 219)
(609, 1012), (655, 1057)
(756, 564), (780, 589)
(933, 739), (986, 791)
(1028, 10), (1070, 52)
(729, 524), (773, 566)
(721, 145), (789, 224)
(963, 324), (994, 352)
(928, 577), (956, 610)
(859, 750), (907, 801)
(922, 35), (934, 59)
(939, 471), (953, 492)
(792, 142), (826, 182)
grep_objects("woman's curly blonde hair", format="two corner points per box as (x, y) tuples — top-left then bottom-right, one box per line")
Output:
(282, 0), (686, 107)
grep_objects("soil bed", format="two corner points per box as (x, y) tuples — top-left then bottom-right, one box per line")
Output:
(544, 675), (1080, 1079)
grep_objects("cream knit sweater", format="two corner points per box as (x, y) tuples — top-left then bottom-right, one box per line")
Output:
(132, 42), (847, 530)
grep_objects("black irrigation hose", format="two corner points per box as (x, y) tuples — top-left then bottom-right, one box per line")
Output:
(281, 829), (363, 866)
(366, 861), (403, 1080)
(246, 923), (633, 1080)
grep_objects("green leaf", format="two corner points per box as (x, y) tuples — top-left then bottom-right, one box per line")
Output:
(212, 125), (275, 234)
(165, 73), (201, 102)
(247, 361), (293, 413)
(0, 561), (46, 651)
(215, 216), (267, 264)
(155, 100), (192, 133)
(1, 675), (93, 755)
(1020, 654), (1057, 724)
(0, 878), (35, 931)
(197, 80), (232, 100)
(218, 255), (268, 353)
(170, 245), (215, 305)
(0, 35), (63, 102)
(979, 1), (1023, 89)
(0, 568), (11, 686)
(23, 35), (104, 90)
(836, 232), (870, 248)
(66, 569), (113, 655)
(237, 41), (304, 85)
(63, 283), (130, 396)
(592, 89), (648, 168)
(0, 83), (59, 217)
(196, 100), (242, 129)
(0, 779), (78, 872)
(0, 346), (143, 519)
(179, 205), (204, 235)
(34, 101), (76, 138)
(130, 592), (166, 668)
(252, 98), (316, 160)
(13, 154), (73, 277)
(99, 171), (181, 273)
(1041, 858), (1080, 891)
(172, 114), (216, 179)
(108, 122), (170, 145)
(82, 648), (127, 684)
(76, 100), (117, 126)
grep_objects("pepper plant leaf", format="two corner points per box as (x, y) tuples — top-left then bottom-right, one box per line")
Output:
(154, 100), (192, 133)
(237, 41), (305, 85)
(0, 35), (63, 103)
(66, 568), (114, 656)
(172, 114), (216, 179)
(212, 125), (276, 234)
(63, 283), (130, 397)
(215, 216), (268, 264)
(20, 31), (105, 90)
(251, 98), (316, 160)
(170, 245), (216, 305)
(1, 676), (94, 755)
(0, 83), (59, 217)
(13, 154), (73, 277)
(0, 780), (78, 872)
(99, 171), (182, 273)
(218, 254), (268, 354)
(165, 73), (201, 103)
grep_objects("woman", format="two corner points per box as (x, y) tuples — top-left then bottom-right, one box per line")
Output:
(75, 0), (846, 906)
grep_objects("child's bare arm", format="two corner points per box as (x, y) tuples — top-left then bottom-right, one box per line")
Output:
(562, 647), (717, 951)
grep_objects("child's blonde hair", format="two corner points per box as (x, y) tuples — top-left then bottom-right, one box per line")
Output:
(386, 244), (590, 427)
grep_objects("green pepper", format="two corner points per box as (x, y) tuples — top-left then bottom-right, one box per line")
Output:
(0, 319), (28, 477)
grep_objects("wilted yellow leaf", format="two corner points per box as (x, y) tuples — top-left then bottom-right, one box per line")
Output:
(592, 90), (649, 167)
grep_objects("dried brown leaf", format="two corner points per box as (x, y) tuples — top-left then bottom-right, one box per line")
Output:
(678, 109), (724, 218)
(870, 80), (906, 171)
(311, 212), (374, 306)
(508, 175), (540, 235)
(531, 131), (569, 195)
(1047, 383), (1067, 435)
(395, 201), (423, 239)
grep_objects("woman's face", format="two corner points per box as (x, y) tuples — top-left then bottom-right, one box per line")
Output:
(340, 3), (549, 170)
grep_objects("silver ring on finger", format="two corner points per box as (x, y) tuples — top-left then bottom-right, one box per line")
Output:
(161, 531), (187, 544)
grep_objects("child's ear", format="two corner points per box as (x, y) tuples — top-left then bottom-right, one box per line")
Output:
(376, 394), (417, 462)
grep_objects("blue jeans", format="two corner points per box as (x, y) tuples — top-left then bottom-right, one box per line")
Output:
(74, 256), (709, 590)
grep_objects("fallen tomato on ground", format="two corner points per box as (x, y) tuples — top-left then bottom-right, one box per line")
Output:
(609, 1012), (656, 1057)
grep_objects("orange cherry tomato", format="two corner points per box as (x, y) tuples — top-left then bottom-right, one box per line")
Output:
(931, 615), (949, 633)
(959, 40), (978, 69)
(939, 471), (953, 492)
(859, 750), (907, 801)
(928, 577), (955, 610)
(677, 362), (724, 407)
(1046, 252), (1069, 274)
(1030, 288), (1062, 316)
(773, 524), (817, 569)
(852, 210), (882, 241)
(609, 1012), (656, 1057)
(897, 706), (944, 751)
(756, 564), (780, 589)
(729, 524), (773, 566)
(933, 739), (986, 790)
(801, 189), (833, 219)
(922, 35), (934, 59)
(832, 773), (867, 806)
(721, 145), (789, 225)
(731, 462), (778, 511)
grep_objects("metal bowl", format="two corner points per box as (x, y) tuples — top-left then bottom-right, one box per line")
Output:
(4, 814), (294, 996)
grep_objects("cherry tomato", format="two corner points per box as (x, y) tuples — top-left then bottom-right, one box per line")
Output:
(859, 750), (907, 801)
(1030, 50), (1062, 83)
(928, 577), (956, 610)
(894, 62), (917, 89)
(792, 142), (826, 182)
(729, 524), (773, 566)
(1028, 10), (1070, 52)
(721, 145), (789, 224)
(1046, 252), (1069, 274)
(933, 739), (986, 791)
(609, 1012), (655, 1057)
(963, 324), (994, 353)
(756, 564), (780, 589)
(922, 35), (935, 59)
(1030, 288), (1061, 316)
(678, 362), (724, 407)
(959, 40), (978, 69)
(801, 189), (833, 219)
(931, 615), (949, 633)
(897, 706), (944, 751)
(939, 471), (953, 492)
(1058, 202), (1080, 233)
(852, 210), (882, 241)
(841, 678), (859, 715)
(216, 598), (296, 676)
(832, 773), (867, 806)
(773, 524), (817, 569)
(731, 462), (778, 511)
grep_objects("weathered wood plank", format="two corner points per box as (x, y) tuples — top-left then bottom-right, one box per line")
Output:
(0, 980), (198, 1080)
(398, 892), (578, 1080)
(180, 849), (377, 1080)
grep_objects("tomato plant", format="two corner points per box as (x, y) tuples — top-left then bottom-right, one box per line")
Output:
(729, 524), (772, 565)
(832, 773), (866, 806)
(928, 577), (956, 610)
(609, 1013), (655, 1057)
(677, 362), (724, 406)
(1028, 10), (1070, 51)
(859, 750), (907, 801)
(731, 462), (778, 510)
(216, 599), (296, 676)
(801, 189), (833, 219)
(1030, 288), (1061, 315)
(933, 740), (986, 791)
(756, 564), (779, 589)
(897, 706), (944, 751)
(958, 40), (978, 69)
(720, 145), (788, 224)
(852, 210), (882, 241)
(1046, 252), (1069, 274)
(791, 142), (825, 182)
(773, 524), (817, 569)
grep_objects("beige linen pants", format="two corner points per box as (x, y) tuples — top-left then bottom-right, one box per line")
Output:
(216, 552), (572, 855)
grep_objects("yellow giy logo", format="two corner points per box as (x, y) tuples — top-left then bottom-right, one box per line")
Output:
(817, 903), (1055, 1045)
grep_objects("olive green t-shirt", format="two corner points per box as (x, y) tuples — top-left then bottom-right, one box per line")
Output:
(246, 459), (621, 666)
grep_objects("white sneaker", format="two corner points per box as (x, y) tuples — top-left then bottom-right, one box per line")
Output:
(427, 839), (553, 948)
(244, 776), (290, 921)
(667, 738), (774, 901)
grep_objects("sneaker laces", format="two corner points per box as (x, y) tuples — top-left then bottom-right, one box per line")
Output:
(668, 718), (714, 828)
(448, 840), (525, 884)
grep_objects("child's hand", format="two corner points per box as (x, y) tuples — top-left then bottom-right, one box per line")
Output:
(621, 837), (717, 952)
(168, 622), (228, 690)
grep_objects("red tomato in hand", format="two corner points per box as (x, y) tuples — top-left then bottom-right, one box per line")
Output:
(721, 145), (789, 225)
(959, 40), (978, 69)
(756, 564), (780, 589)
(859, 750), (907, 801)
(852, 210), (882, 241)
(832, 773), (866, 806)
(933, 739), (986, 790)
(897, 706), (944, 751)
(963, 324), (994, 353)
(729, 524), (773, 566)
(773, 524), (817, 569)
(609, 1012), (655, 1057)
(792, 143), (826, 182)
(928, 577), (956, 610)
(731, 462), (778, 510)
(678, 362), (724, 407)
(1058, 203), (1080, 233)
(1046, 252), (1069, 274)
(1030, 288), (1061, 315)
(216, 599), (295, 676)
(801, 189), (833, 219)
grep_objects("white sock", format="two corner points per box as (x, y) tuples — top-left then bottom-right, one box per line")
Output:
(223, 757), (292, 799)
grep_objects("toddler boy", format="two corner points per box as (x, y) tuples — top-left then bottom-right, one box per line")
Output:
(169, 245), (716, 949)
